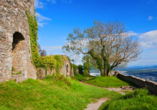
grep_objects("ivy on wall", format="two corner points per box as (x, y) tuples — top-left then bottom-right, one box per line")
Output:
(54, 55), (64, 74)
(26, 12), (66, 75)
(71, 64), (77, 75)
(26, 11), (40, 68)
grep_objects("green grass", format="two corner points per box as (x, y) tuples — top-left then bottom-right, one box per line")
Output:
(72, 73), (91, 81)
(84, 76), (135, 87)
(0, 75), (121, 110)
(99, 88), (157, 110)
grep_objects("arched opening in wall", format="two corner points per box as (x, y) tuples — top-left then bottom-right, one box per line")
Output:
(66, 64), (69, 77)
(12, 32), (25, 51)
(12, 32), (26, 74)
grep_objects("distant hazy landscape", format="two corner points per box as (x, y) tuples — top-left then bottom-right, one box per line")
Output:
(89, 66), (157, 82)
(117, 65), (157, 82)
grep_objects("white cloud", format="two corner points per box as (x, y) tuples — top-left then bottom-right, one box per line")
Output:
(138, 30), (157, 49)
(35, 12), (52, 27)
(36, 13), (52, 22)
(43, 46), (62, 51)
(148, 16), (153, 20)
(34, 0), (44, 8)
(129, 59), (157, 66)
(38, 22), (47, 27)
(128, 31), (138, 36)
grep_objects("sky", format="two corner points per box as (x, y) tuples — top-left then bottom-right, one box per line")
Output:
(34, 0), (157, 67)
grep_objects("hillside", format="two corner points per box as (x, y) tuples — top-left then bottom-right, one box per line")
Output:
(0, 75), (120, 110)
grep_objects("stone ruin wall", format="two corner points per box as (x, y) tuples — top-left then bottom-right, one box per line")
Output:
(60, 55), (71, 77)
(117, 73), (157, 95)
(0, 0), (37, 83)
(36, 55), (74, 79)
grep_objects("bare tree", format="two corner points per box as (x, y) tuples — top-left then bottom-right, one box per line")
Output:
(38, 44), (47, 57)
(63, 20), (142, 76)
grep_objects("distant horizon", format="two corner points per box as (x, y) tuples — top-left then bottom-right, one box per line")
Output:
(121, 65), (157, 68)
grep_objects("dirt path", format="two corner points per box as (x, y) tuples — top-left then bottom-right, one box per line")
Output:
(85, 98), (110, 110)
(81, 80), (135, 110)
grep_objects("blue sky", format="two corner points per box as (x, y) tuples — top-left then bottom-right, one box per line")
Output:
(35, 0), (157, 67)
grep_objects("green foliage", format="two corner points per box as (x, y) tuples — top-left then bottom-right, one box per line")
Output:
(0, 75), (121, 110)
(26, 11), (40, 68)
(84, 76), (134, 87)
(84, 62), (89, 76)
(11, 71), (22, 75)
(78, 65), (83, 75)
(11, 67), (15, 71)
(38, 55), (64, 75)
(54, 55), (64, 74)
(99, 88), (157, 110)
(40, 55), (56, 70)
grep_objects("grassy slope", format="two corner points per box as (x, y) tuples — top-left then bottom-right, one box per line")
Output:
(72, 73), (92, 81)
(0, 75), (121, 110)
(82, 76), (157, 110)
(84, 76), (134, 87)
(99, 89), (157, 110)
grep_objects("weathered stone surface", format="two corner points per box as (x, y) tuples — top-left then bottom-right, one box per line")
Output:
(0, 0), (36, 83)
(36, 55), (73, 79)
(60, 55), (71, 77)
(0, 26), (2, 32)
(117, 72), (157, 95)
(71, 67), (74, 76)
(10, 73), (26, 83)
(37, 68), (46, 79)
(108, 71), (115, 76)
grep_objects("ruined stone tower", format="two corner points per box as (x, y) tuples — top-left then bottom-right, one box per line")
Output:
(0, 0), (37, 83)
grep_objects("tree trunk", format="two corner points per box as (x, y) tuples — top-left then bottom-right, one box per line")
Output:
(100, 69), (105, 76)
(103, 65), (107, 76)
